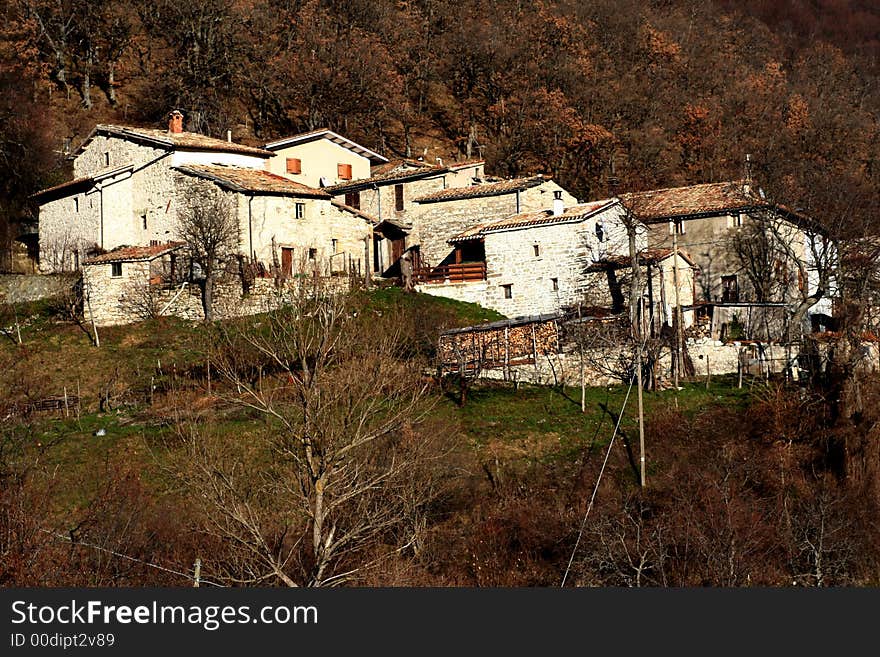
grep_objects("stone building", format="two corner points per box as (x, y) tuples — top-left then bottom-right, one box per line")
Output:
(81, 243), (186, 326)
(325, 158), (486, 275)
(410, 175), (577, 269)
(33, 115), (394, 275)
(414, 192), (698, 325)
(33, 113), (393, 324)
(34, 112), (274, 272)
(173, 165), (373, 276)
(623, 180), (831, 318)
(262, 128), (388, 189)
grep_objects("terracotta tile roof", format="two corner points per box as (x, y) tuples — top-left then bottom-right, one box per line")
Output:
(450, 199), (616, 242)
(263, 129), (387, 163)
(32, 163), (136, 202)
(414, 175), (548, 204)
(446, 159), (485, 171)
(620, 181), (768, 222)
(31, 175), (94, 200)
(330, 201), (410, 233)
(586, 248), (698, 271)
(371, 158), (440, 175)
(76, 124), (273, 158)
(175, 165), (330, 198)
(326, 162), (445, 194)
(330, 200), (380, 223)
(84, 242), (185, 265)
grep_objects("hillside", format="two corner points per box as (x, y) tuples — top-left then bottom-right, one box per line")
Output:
(3, 288), (880, 586)
(2, 0), (879, 255)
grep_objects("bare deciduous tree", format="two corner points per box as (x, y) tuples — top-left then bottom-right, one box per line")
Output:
(176, 185), (238, 322)
(170, 280), (441, 586)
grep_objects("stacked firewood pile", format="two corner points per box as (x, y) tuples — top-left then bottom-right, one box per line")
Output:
(438, 316), (560, 369)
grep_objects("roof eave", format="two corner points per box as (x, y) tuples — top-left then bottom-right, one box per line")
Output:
(639, 204), (768, 223)
(415, 179), (545, 204)
(264, 130), (388, 163)
(328, 168), (445, 194)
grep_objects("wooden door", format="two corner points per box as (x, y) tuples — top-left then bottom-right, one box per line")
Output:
(281, 247), (293, 277)
(391, 238), (405, 264)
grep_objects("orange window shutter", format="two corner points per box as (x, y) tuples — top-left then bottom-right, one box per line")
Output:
(338, 163), (352, 180)
(286, 158), (302, 174)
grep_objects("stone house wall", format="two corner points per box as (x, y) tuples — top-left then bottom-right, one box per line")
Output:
(83, 259), (153, 326)
(237, 192), (370, 274)
(43, 138), (180, 272)
(74, 135), (166, 178)
(39, 190), (102, 272)
(83, 257), (353, 327)
(411, 181), (578, 267)
(417, 203), (642, 318)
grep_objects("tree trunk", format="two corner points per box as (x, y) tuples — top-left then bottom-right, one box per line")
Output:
(81, 48), (93, 109)
(202, 273), (214, 322)
(107, 61), (118, 106)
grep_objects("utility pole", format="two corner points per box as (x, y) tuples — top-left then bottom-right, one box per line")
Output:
(672, 229), (683, 389)
(627, 215), (646, 488)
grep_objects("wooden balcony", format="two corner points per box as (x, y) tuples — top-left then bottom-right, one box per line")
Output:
(414, 262), (487, 284)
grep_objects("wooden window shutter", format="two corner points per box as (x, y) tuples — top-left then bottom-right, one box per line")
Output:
(338, 163), (352, 180)
(286, 158), (302, 174)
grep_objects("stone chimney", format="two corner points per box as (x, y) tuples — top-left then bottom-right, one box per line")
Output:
(552, 190), (564, 216)
(168, 110), (184, 134)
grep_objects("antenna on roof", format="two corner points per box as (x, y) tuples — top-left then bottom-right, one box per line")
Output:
(743, 154), (753, 195)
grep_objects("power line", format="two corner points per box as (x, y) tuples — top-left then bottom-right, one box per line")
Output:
(41, 529), (226, 587)
(560, 368), (636, 587)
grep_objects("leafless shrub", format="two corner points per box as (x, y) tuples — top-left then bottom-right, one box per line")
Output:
(166, 280), (446, 586)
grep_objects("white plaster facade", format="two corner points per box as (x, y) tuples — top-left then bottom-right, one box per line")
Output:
(417, 201), (641, 317)
(265, 138), (374, 188)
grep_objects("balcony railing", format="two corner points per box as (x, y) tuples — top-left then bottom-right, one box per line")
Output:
(414, 262), (487, 284)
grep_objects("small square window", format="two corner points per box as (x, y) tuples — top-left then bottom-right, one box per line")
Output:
(308, 248), (317, 260)
(551, 278), (558, 291)
(533, 244), (540, 257)
(502, 284), (512, 299)
(337, 163), (352, 180)
(286, 158), (302, 174)
(295, 202), (305, 219)
(111, 262), (122, 277)
(345, 191), (360, 209)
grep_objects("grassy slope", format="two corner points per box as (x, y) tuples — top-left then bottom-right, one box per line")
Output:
(2, 289), (751, 519)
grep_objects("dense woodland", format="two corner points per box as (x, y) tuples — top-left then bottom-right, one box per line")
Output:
(2, 0), (880, 243)
(3, 1), (880, 587)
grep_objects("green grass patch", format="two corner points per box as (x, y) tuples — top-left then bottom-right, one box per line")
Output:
(362, 286), (505, 326)
(438, 375), (754, 465)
